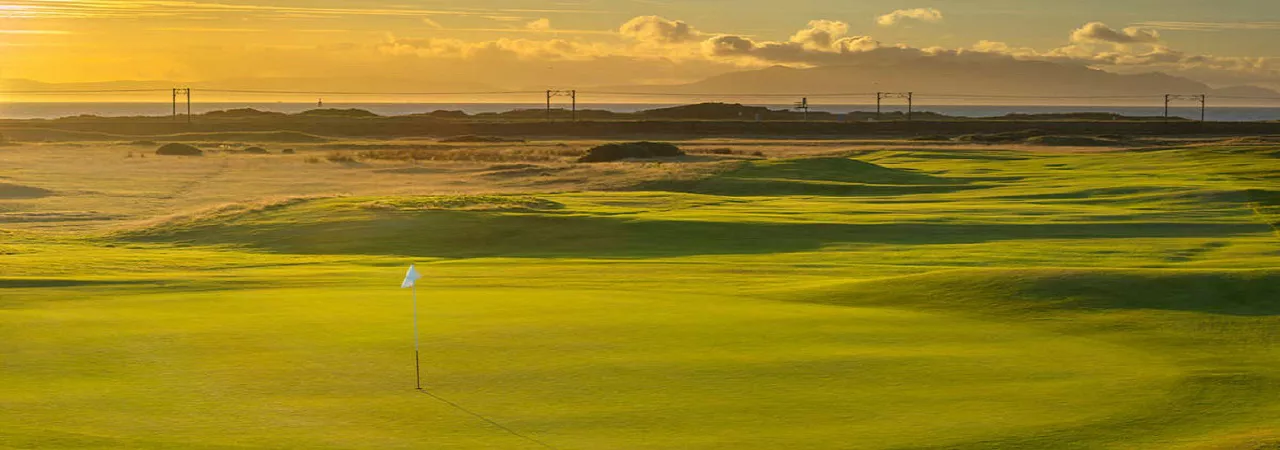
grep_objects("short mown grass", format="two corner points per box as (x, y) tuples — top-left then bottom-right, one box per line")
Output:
(2, 143), (1279, 449)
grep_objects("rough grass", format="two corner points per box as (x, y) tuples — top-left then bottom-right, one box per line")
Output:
(2, 139), (1280, 449)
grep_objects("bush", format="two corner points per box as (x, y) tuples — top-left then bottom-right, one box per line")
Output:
(282, 149), (296, 154)
(243, 146), (270, 154)
(955, 129), (1047, 143)
(325, 152), (357, 163)
(579, 142), (684, 163)
(155, 143), (204, 156)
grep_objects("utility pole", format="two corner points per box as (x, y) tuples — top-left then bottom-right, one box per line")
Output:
(877, 92), (914, 121)
(1164, 94), (1207, 122)
(794, 97), (809, 121)
(172, 88), (192, 124)
(546, 89), (576, 122)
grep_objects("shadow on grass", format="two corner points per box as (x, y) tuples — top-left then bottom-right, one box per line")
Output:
(0, 278), (154, 289)
(123, 210), (1270, 259)
(632, 157), (1015, 197)
(787, 268), (1280, 316)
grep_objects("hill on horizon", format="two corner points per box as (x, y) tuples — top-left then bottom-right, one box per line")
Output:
(3, 57), (1278, 105)
(605, 58), (1280, 104)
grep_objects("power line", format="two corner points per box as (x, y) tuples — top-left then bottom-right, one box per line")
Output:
(0, 88), (171, 94)
(199, 89), (541, 96)
(920, 93), (1153, 100)
(583, 91), (877, 98)
(1214, 95), (1280, 101)
(3, 87), (1279, 103)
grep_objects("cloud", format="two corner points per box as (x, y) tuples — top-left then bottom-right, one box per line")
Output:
(422, 17), (443, 29)
(0, 0), (596, 20)
(1133, 21), (1280, 31)
(703, 20), (881, 66)
(0, 29), (70, 34)
(965, 23), (1280, 88)
(876, 8), (943, 26)
(1070, 22), (1159, 44)
(247, 15), (1280, 91)
(379, 35), (612, 61)
(619, 15), (701, 44)
(526, 18), (551, 31)
(789, 20), (848, 49)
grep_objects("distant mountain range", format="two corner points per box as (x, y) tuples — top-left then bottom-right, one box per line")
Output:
(4, 56), (1278, 105)
(606, 58), (1280, 104)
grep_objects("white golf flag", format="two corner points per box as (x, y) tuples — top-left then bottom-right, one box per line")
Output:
(401, 264), (422, 288)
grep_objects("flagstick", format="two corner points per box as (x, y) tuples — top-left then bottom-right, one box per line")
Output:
(413, 283), (422, 390)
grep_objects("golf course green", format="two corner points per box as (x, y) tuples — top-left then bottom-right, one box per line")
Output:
(2, 142), (1279, 449)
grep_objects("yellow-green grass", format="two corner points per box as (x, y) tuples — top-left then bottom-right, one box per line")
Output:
(2, 141), (1279, 449)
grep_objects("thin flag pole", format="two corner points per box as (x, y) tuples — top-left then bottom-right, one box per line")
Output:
(413, 283), (421, 390)
(403, 264), (424, 391)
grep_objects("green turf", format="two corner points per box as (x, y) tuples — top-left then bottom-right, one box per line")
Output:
(2, 145), (1279, 449)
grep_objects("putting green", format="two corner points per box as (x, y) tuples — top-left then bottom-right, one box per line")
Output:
(1, 286), (1179, 449)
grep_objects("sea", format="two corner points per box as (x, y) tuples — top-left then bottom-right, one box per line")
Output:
(2, 102), (1279, 122)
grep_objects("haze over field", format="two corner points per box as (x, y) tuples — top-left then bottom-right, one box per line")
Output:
(2, 1), (1280, 102)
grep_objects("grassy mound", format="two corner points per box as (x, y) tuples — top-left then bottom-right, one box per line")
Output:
(0, 128), (329, 143)
(155, 143), (203, 156)
(438, 135), (525, 143)
(788, 269), (1280, 316)
(159, 131), (330, 143)
(639, 157), (985, 196)
(360, 195), (562, 211)
(1025, 135), (1124, 146)
(295, 108), (380, 118)
(201, 108), (287, 119)
(1222, 136), (1280, 145)
(0, 182), (53, 199)
(955, 129), (1047, 143)
(242, 146), (270, 154)
(579, 141), (683, 162)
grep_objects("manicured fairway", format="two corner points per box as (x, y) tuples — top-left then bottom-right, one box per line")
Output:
(2, 143), (1279, 448)
(1, 285), (1185, 449)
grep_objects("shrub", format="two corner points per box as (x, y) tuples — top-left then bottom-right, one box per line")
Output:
(281, 149), (296, 154)
(955, 129), (1047, 143)
(325, 152), (357, 163)
(243, 146), (270, 154)
(579, 142), (684, 163)
(155, 143), (204, 156)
